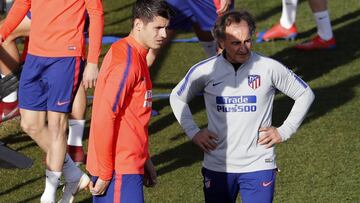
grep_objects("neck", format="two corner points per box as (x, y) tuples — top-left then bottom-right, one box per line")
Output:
(129, 31), (149, 50)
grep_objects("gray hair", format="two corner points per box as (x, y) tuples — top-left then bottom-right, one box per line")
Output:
(212, 10), (256, 41)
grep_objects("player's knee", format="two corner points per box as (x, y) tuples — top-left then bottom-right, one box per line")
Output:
(20, 120), (42, 135)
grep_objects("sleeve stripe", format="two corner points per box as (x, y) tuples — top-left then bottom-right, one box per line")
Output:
(112, 44), (132, 112)
(294, 75), (308, 89)
(176, 56), (216, 96)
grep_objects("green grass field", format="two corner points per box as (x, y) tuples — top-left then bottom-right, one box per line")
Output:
(1, 0), (360, 202)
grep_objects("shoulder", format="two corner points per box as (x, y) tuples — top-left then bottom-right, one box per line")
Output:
(188, 54), (220, 74)
(111, 40), (131, 56)
(251, 52), (287, 71)
(107, 39), (140, 68)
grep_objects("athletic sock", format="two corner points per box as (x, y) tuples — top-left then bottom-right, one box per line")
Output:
(62, 154), (83, 183)
(67, 119), (85, 147)
(1, 74), (17, 103)
(199, 40), (217, 57)
(314, 10), (333, 40)
(280, 0), (298, 29)
(40, 169), (61, 202)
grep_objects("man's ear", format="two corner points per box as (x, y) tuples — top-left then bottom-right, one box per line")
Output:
(134, 18), (143, 31)
(218, 39), (225, 49)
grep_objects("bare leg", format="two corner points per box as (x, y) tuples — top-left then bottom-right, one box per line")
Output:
(69, 84), (86, 120)
(192, 23), (217, 57)
(0, 16), (30, 75)
(19, 109), (49, 151)
(20, 109), (68, 171)
(294, 0), (335, 49)
(192, 23), (213, 42)
(67, 84), (87, 164)
(279, 0), (298, 29)
(308, 0), (333, 41)
(20, 108), (70, 202)
(0, 16), (30, 103)
(46, 111), (68, 170)
(308, 0), (327, 12)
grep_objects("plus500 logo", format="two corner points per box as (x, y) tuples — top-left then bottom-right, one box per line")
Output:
(216, 96), (257, 113)
(216, 104), (256, 112)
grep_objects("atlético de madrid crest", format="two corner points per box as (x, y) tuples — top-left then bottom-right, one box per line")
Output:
(248, 75), (261, 90)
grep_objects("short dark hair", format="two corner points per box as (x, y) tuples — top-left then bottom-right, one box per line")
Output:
(132, 0), (173, 26)
(212, 10), (256, 41)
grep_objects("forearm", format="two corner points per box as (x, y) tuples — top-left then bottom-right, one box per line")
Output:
(170, 92), (200, 139)
(92, 98), (117, 180)
(93, 124), (116, 180)
(278, 87), (315, 141)
(86, 1), (104, 64)
(0, 0), (30, 39)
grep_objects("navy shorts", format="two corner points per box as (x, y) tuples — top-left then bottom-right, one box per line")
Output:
(92, 174), (144, 203)
(166, 0), (221, 31)
(26, 11), (31, 19)
(202, 167), (277, 203)
(19, 54), (84, 113)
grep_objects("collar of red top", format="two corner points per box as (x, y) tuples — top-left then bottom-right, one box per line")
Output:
(125, 36), (149, 58)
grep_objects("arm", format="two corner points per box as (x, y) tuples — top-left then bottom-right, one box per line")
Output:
(0, 0), (30, 42)
(216, 0), (233, 15)
(91, 46), (135, 181)
(258, 88), (314, 147)
(84, 0), (104, 64)
(259, 64), (315, 147)
(83, 0), (104, 89)
(143, 159), (157, 187)
(277, 87), (315, 141)
(170, 65), (206, 139)
(170, 65), (218, 152)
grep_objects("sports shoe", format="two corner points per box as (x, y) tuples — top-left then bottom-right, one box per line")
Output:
(67, 145), (86, 165)
(0, 101), (20, 123)
(257, 23), (298, 42)
(294, 35), (336, 50)
(58, 173), (90, 203)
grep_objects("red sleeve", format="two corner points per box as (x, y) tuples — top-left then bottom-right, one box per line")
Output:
(91, 44), (137, 180)
(85, 0), (104, 64)
(0, 0), (30, 40)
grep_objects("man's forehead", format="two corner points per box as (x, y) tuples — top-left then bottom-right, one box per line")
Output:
(148, 16), (169, 25)
(225, 21), (249, 31)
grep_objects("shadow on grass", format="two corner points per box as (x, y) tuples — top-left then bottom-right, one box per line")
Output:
(152, 82), (177, 90)
(149, 95), (205, 135)
(0, 132), (36, 152)
(149, 40), (175, 81)
(0, 132), (31, 145)
(17, 194), (42, 203)
(272, 74), (360, 126)
(78, 198), (92, 203)
(152, 140), (203, 176)
(0, 175), (42, 196)
(295, 8), (360, 41)
(271, 16), (360, 83)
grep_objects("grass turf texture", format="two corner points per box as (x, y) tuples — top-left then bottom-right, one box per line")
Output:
(1, 0), (360, 202)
